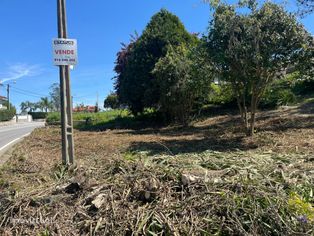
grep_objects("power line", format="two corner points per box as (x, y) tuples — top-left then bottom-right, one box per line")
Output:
(10, 89), (43, 98)
(11, 86), (48, 97)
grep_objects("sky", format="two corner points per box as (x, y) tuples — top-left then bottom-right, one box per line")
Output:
(0, 0), (313, 111)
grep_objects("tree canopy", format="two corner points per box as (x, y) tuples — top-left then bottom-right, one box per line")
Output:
(115, 9), (198, 115)
(206, 2), (313, 135)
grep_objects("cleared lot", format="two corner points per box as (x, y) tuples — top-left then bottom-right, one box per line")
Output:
(0, 106), (313, 235)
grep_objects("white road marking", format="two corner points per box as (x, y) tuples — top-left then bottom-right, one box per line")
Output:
(0, 132), (31, 152)
(0, 123), (43, 133)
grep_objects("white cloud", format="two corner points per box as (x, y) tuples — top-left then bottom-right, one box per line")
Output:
(0, 63), (42, 83)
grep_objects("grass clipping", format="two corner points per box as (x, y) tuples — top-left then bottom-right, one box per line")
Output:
(1, 149), (314, 235)
(0, 106), (314, 236)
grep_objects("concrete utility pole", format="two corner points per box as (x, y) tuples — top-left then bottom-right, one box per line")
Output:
(57, 0), (75, 165)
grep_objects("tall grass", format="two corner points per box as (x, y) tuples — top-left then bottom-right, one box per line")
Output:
(46, 110), (130, 126)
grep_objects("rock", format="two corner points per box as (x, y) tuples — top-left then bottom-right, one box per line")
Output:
(91, 194), (106, 209)
(181, 174), (203, 185)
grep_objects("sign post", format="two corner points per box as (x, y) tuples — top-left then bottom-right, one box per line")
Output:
(55, 0), (75, 165)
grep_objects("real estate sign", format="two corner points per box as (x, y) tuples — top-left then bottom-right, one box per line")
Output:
(52, 38), (78, 66)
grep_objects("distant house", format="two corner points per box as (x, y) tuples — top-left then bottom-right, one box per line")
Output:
(0, 96), (7, 110)
(73, 105), (97, 113)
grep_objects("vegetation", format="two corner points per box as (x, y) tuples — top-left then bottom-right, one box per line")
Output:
(28, 112), (48, 120)
(113, 2), (313, 136)
(46, 110), (130, 129)
(49, 83), (61, 112)
(20, 101), (36, 113)
(1, 102), (314, 235)
(104, 92), (120, 110)
(0, 2), (313, 235)
(206, 2), (313, 135)
(20, 97), (53, 113)
(298, 0), (314, 15)
(0, 102), (16, 122)
(153, 44), (212, 123)
(114, 9), (198, 115)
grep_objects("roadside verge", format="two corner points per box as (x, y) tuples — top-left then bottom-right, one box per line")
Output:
(0, 133), (30, 166)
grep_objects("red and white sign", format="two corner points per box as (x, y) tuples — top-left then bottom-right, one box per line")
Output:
(52, 38), (78, 66)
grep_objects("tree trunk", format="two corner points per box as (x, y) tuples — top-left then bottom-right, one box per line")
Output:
(236, 94), (249, 132)
(249, 94), (258, 136)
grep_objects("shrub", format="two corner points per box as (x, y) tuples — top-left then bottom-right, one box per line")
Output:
(207, 83), (235, 106)
(104, 93), (120, 109)
(28, 112), (48, 120)
(261, 88), (297, 108)
(260, 75), (298, 108)
(0, 102), (16, 122)
(293, 78), (314, 95)
(0, 109), (16, 122)
(153, 44), (212, 124)
(115, 9), (198, 115)
(46, 112), (61, 125)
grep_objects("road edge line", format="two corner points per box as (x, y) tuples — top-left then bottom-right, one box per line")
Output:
(0, 132), (31, 152)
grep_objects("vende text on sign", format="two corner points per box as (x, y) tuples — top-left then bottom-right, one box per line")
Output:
(52, 38), (78, 66)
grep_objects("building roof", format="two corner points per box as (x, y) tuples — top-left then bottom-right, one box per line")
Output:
(0, 96), (7, 101)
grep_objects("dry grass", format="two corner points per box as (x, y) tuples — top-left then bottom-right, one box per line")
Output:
(0, 106), (314, 235)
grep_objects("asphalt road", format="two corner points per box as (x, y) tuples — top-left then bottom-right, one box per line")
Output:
(0, 122), (45, 158)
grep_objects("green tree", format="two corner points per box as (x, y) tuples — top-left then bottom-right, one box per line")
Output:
(0, 102), (16, 121)
(49, 83), (61, 112)
(104, 93), (120, 110)
(20, 101), (36, 113)
(207, 2), (313, 135)
(116, 9), (197, 115)
(20, 102), (28, 113)
(38, 97), (53, 112)
(297, 0), (314, 15)
(153, 43), (212, 123)
(114, 33), (138, 108)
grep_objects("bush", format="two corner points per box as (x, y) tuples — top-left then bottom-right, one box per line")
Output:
(153, 44), (212, 124)
(207, 83), (235, 106)
(0, 102), (16, 122)
(0, 109), (16, 122)
(293, 78), (314, 95)
(104, 93), (120, 109)
(28, 112), (48, 120)
(46, 112), (61, 124)
(261, 88), (297, 108)
(115, 9), (198, 115)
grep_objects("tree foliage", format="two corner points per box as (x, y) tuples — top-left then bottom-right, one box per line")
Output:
(297, 0), (314, 15)
(104, 93), (120, 110)
(49, 83), (61, 112)
(38, 97), (53, 112)
(20, 97), (53, 113)
(207, 2), (313, 135)
(153, 43), (212, 123)
(20, 101), (37, 113)
(115, 9), (197, 115)
(114, 34), (138, 107)
(0, 102), (16, 122)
